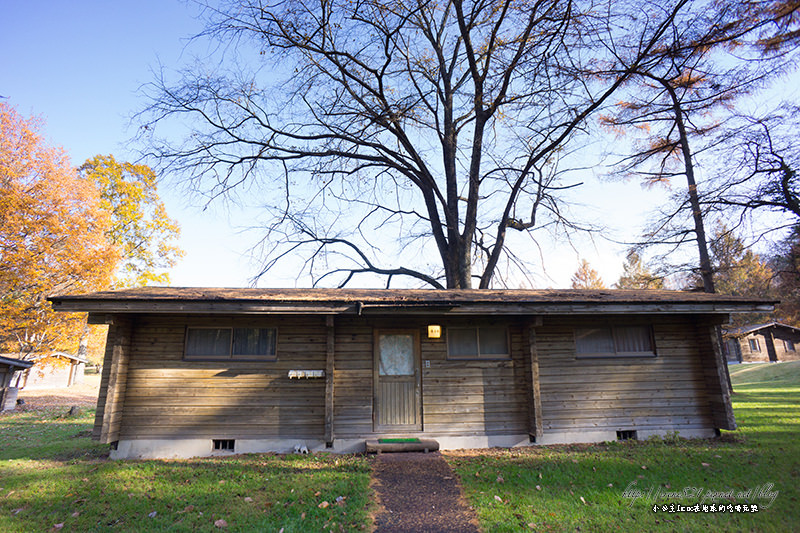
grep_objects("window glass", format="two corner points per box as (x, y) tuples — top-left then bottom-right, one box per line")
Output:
(784, 340), (795, 352)
(613, 326), (654, 353)
(378, 334), (415, 376)
(576, 326), (655, 357)
(186, 328), (231, 357)
(233, 328), (276, 357)
(749, 338), (761, 352)
(448, 328), (479, 358)
(478, 327), (509, 355)
(185, 327), (277, 360)
(447, 327), (510, 359)
(575, 327), (615, 354)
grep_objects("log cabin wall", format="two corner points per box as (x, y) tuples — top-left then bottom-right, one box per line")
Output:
(536, 315), (716, 438)
(119, 314), (328, 441)
(101, 312), (723, 446)
(332, 316), (530, 439)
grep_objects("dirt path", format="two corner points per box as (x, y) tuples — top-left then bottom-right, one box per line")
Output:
(370, 452), (481, 533)
(16, 374), (101, 410)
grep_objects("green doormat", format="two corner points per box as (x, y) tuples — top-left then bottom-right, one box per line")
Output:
(378, 438), (420, 443)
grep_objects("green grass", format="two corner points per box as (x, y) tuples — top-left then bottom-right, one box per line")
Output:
(0, 408), (372, 532)
(446, 361), (800, 532)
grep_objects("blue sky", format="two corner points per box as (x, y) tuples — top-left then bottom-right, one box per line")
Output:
(2, 1), (723, 289)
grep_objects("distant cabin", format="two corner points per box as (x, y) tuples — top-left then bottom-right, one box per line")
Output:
(0, 355), (33, 411)
(49, 288), (773, 460)
(723, 322), (800, 363)
(14, 352), (88, 390)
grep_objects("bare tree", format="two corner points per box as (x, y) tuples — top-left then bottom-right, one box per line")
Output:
(706, 107), (800, 229)
(138, 0), (691, 288)
(599, 2), (787, 293)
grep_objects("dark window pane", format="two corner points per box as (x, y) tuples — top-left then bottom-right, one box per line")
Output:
(479, 327), (508, 355)
(186, 328), (231, 357)
(613, 326), (653, 353)
(233, 328), (276, 357)
(575, 327), (614, 354)
(448, 328), (479, 357)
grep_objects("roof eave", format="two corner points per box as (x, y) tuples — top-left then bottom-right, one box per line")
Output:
(49, 298), (776, 316)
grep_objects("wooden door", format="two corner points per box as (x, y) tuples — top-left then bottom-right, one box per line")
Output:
(374, 330), (421, 431)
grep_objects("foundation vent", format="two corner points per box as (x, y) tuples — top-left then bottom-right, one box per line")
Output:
(616, 430), (637, 441)
(213, 439), (235, 451)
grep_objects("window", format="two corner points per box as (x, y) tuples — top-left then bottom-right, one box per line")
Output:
(748, 338), (761, 352)
(185, 327), (277, 360)
(447, 327), (510, 359)
(784, 339), (796, 352)
(575, 325), (655, 358)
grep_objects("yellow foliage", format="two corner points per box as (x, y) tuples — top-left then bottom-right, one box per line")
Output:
(79, 155), (184, 287)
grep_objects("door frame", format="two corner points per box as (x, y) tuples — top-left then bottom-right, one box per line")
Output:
(372, 328), (422, 432)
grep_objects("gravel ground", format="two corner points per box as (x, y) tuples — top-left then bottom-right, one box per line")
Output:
(16, 373), (101, 410)
(370, 452), (481, 533)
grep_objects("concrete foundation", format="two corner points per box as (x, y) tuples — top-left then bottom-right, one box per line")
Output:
(108, 428), (718, 460)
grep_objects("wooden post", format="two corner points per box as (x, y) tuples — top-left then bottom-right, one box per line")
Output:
(527, 324), (543, 440)
(98, 317), (131, 444)
(707, 324), (736, 431)
(324, 315), (335, 445)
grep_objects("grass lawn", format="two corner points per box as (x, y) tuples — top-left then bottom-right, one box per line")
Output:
(446, 361), (800, 532)
(0, 408), (372, 532)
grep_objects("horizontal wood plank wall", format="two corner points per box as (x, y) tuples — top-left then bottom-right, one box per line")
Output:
(537, 315), (715, 434)
(120, 315), (327, 440)
(333, 317), (530, 439)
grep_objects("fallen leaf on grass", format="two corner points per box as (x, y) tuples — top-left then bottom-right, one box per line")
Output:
(335, 496), (346, 506)
(319, 501), (330, 508)
(11, 508), (24, 515)
(71, 511), (80, 518)
(641, 466), (647, 470)
(494, 495), (503, 502)
(701, 462), (711, 467)
(301, 512), (307, 519)
(496, 475), (504, 483)
(148, 511), (157, 518)
(314, 491), (321, 496)
(180, 505), (195, 513)
(214, 519), (228, 528)
(52, 524), (64, 531)
(580, 496), (587, 505)
(244, 497), (254, 503)
(607, 483), (613, 488)
(536, 485), (542, 491)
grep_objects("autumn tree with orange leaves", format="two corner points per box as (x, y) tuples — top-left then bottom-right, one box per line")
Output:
(0, 103), (119, 356)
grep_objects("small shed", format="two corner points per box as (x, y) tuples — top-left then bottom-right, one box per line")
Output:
(723, 322), (800, 363)
(17, 352), (88, 390)
(0, 355), (34, 411)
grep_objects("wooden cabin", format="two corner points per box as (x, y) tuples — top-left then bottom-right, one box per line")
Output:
(16, 352), (88, 390)
(723, 322), (800, 363)
(0, 355), (34, 411)
(49, 288), (773, 459)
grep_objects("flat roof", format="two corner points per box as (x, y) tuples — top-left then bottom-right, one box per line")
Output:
(49, 287), (776, 316)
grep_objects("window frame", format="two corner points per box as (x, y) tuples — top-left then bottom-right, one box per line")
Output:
(446, 326), (511, 360)
(748, 338), (761, 352)
(183, 326), (278, 361)
(784, 339), (796, 352)
(574, 325), (657, 359)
